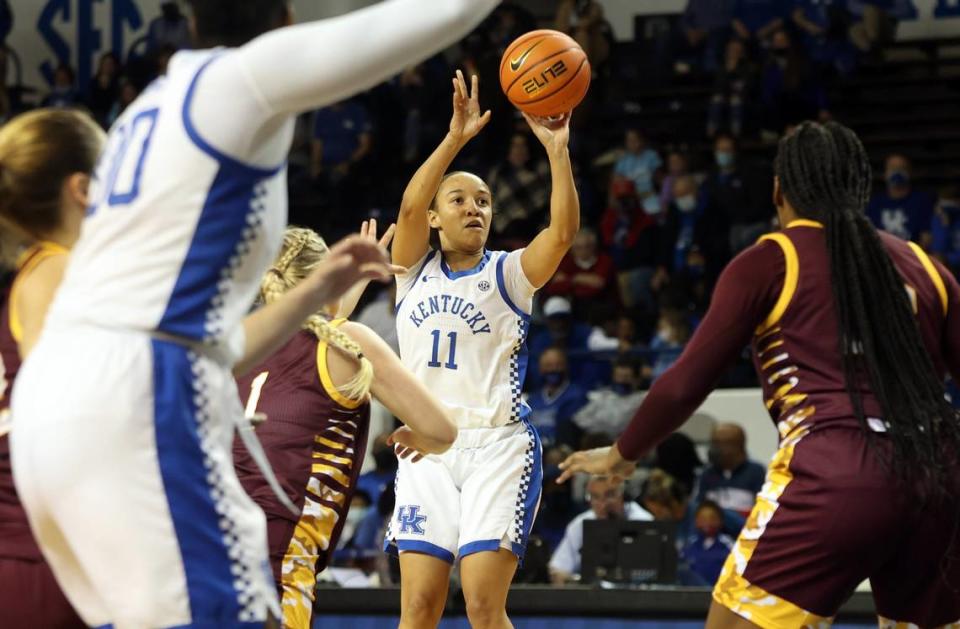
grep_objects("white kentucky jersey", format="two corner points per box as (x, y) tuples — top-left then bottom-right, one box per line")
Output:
(396, 249), (537, 430)
(44, 49), (290, 364)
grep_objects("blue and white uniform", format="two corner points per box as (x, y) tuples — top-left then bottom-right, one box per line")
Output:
(385, 249), (542, 562)
(9, 2), (498, 627)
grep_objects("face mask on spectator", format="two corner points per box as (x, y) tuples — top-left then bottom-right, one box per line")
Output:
(612, 382), (632, 396)
(642, 195), (662, 215)
(715, 151), (735, 169)
(542, 371), (565, 387)
(887, 170), (910, 188)
(345, 506), (368, 528)
(675, 195), (697, 213)
(698, 521), (722, 539)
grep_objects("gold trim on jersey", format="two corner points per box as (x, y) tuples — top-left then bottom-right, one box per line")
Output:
(756, 234), (800, 334)
(713, 430), (831, 629)
(9, 241), (68, 343)
(785, 219), (824, 229)
(316, 318), (364, 410)
(907, 241), (948, 317)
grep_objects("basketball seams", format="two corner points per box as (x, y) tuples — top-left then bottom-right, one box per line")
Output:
(503, 46), (582, 96)
(511, 56), (588, 107)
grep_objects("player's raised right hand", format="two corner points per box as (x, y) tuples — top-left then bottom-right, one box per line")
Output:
(448, 70), (491, 146)
(308, 235), (405, 305)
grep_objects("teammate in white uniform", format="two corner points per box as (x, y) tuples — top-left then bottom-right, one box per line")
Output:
(9, 2), (499, 628)
(387, 71), (580, 629)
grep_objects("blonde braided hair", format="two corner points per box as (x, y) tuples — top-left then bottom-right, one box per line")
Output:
(260, 226), (373, 400)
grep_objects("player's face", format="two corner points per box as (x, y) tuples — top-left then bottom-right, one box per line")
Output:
(430, 173), (492, 253)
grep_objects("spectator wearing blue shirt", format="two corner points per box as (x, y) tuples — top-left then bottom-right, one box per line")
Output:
(866, 154), (936, 246)
(355, 435), (397, 508)
(732, 0), (787, 43)
(674, 0), (737, 73)
(931, 184), (960, 275)
(681, 500), (736, 586)
(311, 97), (373, 182)
(613, 129), (662, 197)
(761, 29), (829, 133)
(527, 297), (600, 391)
(695, 422), (766, 518)
(528, 348), (589, 448)
(42, 63), (80, 109)
(649, 309), (690, 382)
(791, 0), (858, 73)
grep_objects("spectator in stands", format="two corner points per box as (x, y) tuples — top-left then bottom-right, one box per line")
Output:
(675, 0), (736, 73)
(528, 296), (597, 390)
(528, 348), (589, 449)
(732, 0), (786, 44)
(659, 151), (691, 211)
(761, 29), (829, 133)
(548, 475), (652, 585)
(641, 469), (745, 544)
(533, 445), (582, 553)
(573, 355), (645, 440)
(86, 53), (121, 127)
(792, 0), (857, 73)
(866, 153), (936, 246)
(555, 0), (613, 76)
(681, 500), (736, 586)
(545, 227), (619, 317)
(849, 0), (896, 52)
(42, 63), (79, 108)
(586, 306), (638, 354)
(0, 0), (11, 46)
(654, 432), (703, 497)
(106, 79), (139, 127)
(487, 132), (550, 243)
(695, 422), (766, 518)
(613, 128), (662, 198)
(311, 96), (373, 185)
(600, 179), (662, 311)
(649, 308), (691, 381)
(700, 134), (772, 255)
(660, 175), (704, 276)
(707, 38), (755, 138)
(147, 1), (191, 53)
(931, 184), (960, 274)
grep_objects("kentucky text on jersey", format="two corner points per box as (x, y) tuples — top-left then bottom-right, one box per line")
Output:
(407, 294), (493, 335)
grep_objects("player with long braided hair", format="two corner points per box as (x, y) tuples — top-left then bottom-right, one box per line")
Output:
(560, 121), (960, 628)
(234, 225), (456, 629)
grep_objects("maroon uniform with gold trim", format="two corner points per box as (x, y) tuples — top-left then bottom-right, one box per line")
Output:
(0, 243), (84, 628)
(617, 220), (960, 628)
(234, 322), (369, 629)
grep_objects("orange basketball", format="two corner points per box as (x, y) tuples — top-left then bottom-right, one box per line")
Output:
(499, 29), (590, 118)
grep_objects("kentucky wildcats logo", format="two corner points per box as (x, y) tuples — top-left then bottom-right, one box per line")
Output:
(398, 505), (427, 535)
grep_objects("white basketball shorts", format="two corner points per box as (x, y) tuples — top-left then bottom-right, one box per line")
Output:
(11, 327), (279, 628)
(384, 421), (542, 563)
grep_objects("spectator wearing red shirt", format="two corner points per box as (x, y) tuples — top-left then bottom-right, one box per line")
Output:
(600, 179), (661, 312)
(545, 227), (619, 318)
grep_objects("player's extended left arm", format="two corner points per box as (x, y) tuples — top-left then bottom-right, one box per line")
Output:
(520, 114), (580, 289)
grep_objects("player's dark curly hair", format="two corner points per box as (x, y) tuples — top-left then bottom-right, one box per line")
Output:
(186, 0), (290, 48)
(774, 121), (960, 500)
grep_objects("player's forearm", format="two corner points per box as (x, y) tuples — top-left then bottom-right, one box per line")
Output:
(239, 0), (500, 116)
(400, 133), (465, 219)
(546, 147), (581, 246)
(235, 269), (340, 376)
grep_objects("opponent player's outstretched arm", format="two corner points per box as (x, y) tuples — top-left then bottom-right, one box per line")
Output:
(237, 0), (500, 117)
(520, 113), (580, 288)
(235, 236), (396, 377)
(339, 321), (457, 454)
(558, 241), (783, 482)
(393, 71), (490, 268)
(16, 254), (67, 358)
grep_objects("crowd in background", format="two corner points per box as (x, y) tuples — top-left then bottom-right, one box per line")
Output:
(2, 0), (959, 590)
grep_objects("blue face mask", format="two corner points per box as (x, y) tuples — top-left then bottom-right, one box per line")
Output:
(542, 372), (565, 387)
(715, 151), (735, 169)
(675, 195), (697, 213)
(643, 195), (662, 215)
(887, 170), (909, 188)
(612, 383), (632, 396)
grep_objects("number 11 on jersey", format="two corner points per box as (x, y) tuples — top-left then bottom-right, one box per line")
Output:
(428, 329), (459, 370)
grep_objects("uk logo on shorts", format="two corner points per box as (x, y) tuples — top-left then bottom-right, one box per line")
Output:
(398, 505), (427, 535)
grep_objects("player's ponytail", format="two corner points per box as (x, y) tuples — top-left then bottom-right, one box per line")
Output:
(0, 109), (104, 240)
(774, 121), (960, 501)
(259, 227), (374, 401)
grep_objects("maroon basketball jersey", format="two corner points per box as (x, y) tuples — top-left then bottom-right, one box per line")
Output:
(753, 220), (952, 440)
(234, 323), (370, 576)
(0, 242), (67, 560)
